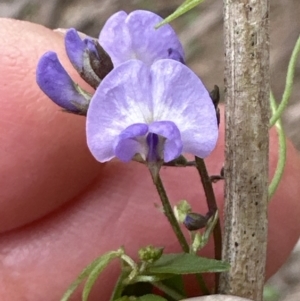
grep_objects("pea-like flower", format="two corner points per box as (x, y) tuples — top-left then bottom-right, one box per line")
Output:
(99, 10), (185, 67)
(86, 59), (218, 165)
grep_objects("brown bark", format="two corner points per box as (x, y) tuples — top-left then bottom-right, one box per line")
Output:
(218, 0), (270, 300)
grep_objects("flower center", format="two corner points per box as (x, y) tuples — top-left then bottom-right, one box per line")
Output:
(146, 133), (165, 163)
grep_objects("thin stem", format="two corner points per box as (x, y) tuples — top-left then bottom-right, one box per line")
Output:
(268, 92), (287, 199)
(270, 35), (300, 127)
(163, 161), (196, 167)
(153, 282), (185, 300)
(195, 274), (210, 295)
(149, 170), (189, 253)
(149, 169), (210, 294)
(195, 156), (222, 289)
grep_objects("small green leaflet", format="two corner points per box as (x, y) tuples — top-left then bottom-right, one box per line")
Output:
(155, 0), (205, 28)
(60, 249), (123, 301)
(82, 251), (122, 301)
(147, 253), (229, 274)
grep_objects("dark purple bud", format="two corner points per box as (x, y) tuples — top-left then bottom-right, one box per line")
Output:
(84, 38), (98, 57)
(65, 29), (113, 89)
(65, 29), (100, 88)
(87, 40), (113, 80)
(184, 212), (209, 231)
(36, 51), (90, 115)
(168, 48), (185, 64)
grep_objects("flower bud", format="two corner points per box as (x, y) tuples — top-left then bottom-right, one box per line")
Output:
(184, 212), (209, 231)
(138, 245), (164, 263)
(65, 28), (113, 89)
(36, 51), (91, 115)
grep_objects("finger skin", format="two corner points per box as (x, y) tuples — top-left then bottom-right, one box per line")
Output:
(0, 19), (102, 232)
(1, 19), (300, 301)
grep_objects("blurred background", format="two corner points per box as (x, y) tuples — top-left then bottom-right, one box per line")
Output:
(1, 0), (299, 300)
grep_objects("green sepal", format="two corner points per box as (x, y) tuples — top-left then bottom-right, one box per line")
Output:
(174, 200), (192, 223)
(147, 253), (229, 274)
(155, 0), (205, 28)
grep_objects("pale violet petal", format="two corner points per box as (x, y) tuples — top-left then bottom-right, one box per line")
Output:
(99, 10), (184, 67)
(36, 51), (87, 113)
(86, 60), (152, 162)
(114, 123), (148, 162)
(99, 11), (132, 66)
(168, 48), (185, 64)
(150, 59), (218, 158)
(126, 10), (184, 65)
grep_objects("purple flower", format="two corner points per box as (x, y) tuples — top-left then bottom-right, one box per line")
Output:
(99, 10), (185, 67)
(36, 51), (91, 114)
(86, 59), (218, 164)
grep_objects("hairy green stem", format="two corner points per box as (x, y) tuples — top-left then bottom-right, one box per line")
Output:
(149, 170), (189, 252)
(270, 35), (300, 127)
(149, 169), (209, 294)
(195, 157), (222, 289)
(268, 92), (287, 199)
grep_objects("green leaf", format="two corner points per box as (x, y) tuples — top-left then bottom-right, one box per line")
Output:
(147, 253), (229, 274)
(82, 250), (122, 301)
(60, 256), (106, 301)
(155, 0), (205, 28)
(161, 275), (186, 298)
(138, 295), (168, 301)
